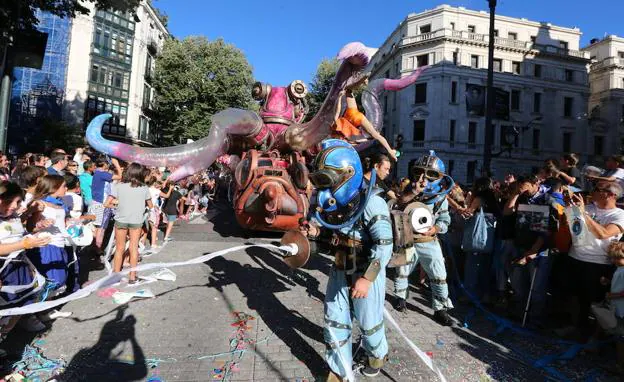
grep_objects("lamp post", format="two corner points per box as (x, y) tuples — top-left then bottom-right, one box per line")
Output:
(482, 0), (497, 176)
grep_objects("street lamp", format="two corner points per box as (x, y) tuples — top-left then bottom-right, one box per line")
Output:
(482, 0), (497, 176)
(491, 116), (542, 157)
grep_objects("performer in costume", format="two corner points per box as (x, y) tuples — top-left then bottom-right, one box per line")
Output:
(393, 150), (454, 326)
(307, 139), (393, 380)
(331, 76), (398, 161)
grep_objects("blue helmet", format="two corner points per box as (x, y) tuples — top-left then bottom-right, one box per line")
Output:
(310, 139), (363, 213)
(411, 150), (454, 204)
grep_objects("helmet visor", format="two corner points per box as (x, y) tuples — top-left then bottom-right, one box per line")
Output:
(310, 170), (340, 189)
(412, 166), (442, 181)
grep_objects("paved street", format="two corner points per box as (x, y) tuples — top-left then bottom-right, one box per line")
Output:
(2, 205), (619, 381)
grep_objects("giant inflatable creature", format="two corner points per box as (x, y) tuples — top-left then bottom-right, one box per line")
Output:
(86, 42), (426, 232)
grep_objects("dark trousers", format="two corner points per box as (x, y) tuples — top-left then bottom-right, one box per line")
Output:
(560, 256), (614, 335)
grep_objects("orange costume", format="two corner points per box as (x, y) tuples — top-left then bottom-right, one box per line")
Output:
(332, 107), (366, 140)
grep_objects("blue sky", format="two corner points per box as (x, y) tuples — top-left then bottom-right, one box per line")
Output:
(155, 0), (623, 85)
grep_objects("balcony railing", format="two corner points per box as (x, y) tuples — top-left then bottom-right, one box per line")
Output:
(401, 29), (589, 59)
(591, 57), (624, 70)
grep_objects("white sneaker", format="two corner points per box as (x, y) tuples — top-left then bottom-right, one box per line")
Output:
(20, 315), (46, 332)
(39, 309), (72, 322)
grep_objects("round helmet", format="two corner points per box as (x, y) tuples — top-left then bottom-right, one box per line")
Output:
(309, 139), (363, 213)
(410, 150), (453, 204)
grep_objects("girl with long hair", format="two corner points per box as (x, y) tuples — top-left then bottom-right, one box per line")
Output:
(26, 175), (76, 320)
(0, 182), (51, 345)
(106, 163), (153, 283)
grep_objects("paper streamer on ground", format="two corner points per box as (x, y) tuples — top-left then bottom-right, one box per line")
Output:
(0, 243), (295, 316)
(384, 308), (448, 382)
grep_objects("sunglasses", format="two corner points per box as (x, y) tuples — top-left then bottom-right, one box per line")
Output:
(412, 166), (442, 180)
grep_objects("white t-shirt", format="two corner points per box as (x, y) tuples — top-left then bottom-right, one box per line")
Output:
(569, 204), (624, 264)
(67, 192), (83, 218)
(149, 187), (161, 209)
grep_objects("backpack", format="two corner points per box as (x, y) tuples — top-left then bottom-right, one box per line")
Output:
(462, 207), (496, 254)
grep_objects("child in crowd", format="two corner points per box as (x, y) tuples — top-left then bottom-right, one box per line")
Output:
(79, 160), (95, 210)
(63, 174), (83, 219)
(106, 163), (153, 283)
(16, 165), (47, 209)
(89, 157), (121, 251)
(0, 182), (52, 345)
(147, 178), (172, 249)
(161, 183), (183, 242)
(26, 175), (76, 320)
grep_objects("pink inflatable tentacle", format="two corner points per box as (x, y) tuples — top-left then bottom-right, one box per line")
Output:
(361, 66), (428, 134)
(86, 109), (263, 181)
(285, 42), (374, 151)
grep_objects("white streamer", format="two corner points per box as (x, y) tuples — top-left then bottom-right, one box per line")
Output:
(383, 308), (448, 382)
(0, 243), (291, 316)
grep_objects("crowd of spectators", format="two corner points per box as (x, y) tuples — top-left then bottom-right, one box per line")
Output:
(0, 147), (220, 356)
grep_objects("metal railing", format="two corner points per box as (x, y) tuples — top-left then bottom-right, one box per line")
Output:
(401, 29), (588, 59)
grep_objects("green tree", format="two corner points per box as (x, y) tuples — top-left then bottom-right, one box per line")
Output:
(152, 37), (255, 144)
(306, 58), (339, 120)
(0, 0), (140, 45)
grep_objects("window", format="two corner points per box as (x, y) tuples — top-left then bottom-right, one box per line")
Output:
(419, 24), (431, 34)
(383, 95), (388, 114)
(468, 25), (476, 33)
(564, 97), (574, 117)
(532, 129), (540, 150)
(467, 161), (476, 184)
(448, 160), (454, 176)
(450, 22), (455, 30)
(533, 92), (542, 113)
(511, 90), (521, 111)
(508, 32), (518, 40)
(145, 54), (153, 80)
(392, 91), (397, 111)
(449, 120), (456, 147)
(471, 55), (479, 69)
(595, 136), (604, 156)
(619, 51), (624, 59)
(91, 21), (134, 64)
(468, 122), (477, 147)
(395, 62), (399, 76)
(452, 51), (458, 65)
(85, 95), (127, 136)
(138, 116), (151, 142)
(416, 54), (429, 67)
(142, 84), (152, 109)
(534, 64), (542, 78)
(415, 83), (427, 104)
(451, 81), (457, 103)
(565, 69), (574, 82)
(563, 132), (572, 153)
(88, 60), (131, 99)
(512, 61), (521, 75)
(413, 120), (426, 143)
(530, 36), (536, 44)
(559, 40), (569, 51)
(493, 29), (499, 37)
(493, 58), (502, 72)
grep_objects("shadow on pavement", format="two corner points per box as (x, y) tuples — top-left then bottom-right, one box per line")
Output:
(206, 251), (327, 378)
(57, 305), (147, 382)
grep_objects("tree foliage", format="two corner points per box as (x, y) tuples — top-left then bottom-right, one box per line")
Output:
(306, 58), (339, 121)
(0, 0), (140, 44)
(151, 37), (255, 144)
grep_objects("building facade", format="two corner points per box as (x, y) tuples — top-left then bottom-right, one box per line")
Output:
(7, 0), (168, 154)
(583, 35), (624, 156)
(368, 5), (592, 184)
(65, 0), (168, 145)
(8, 11), (72, 153)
